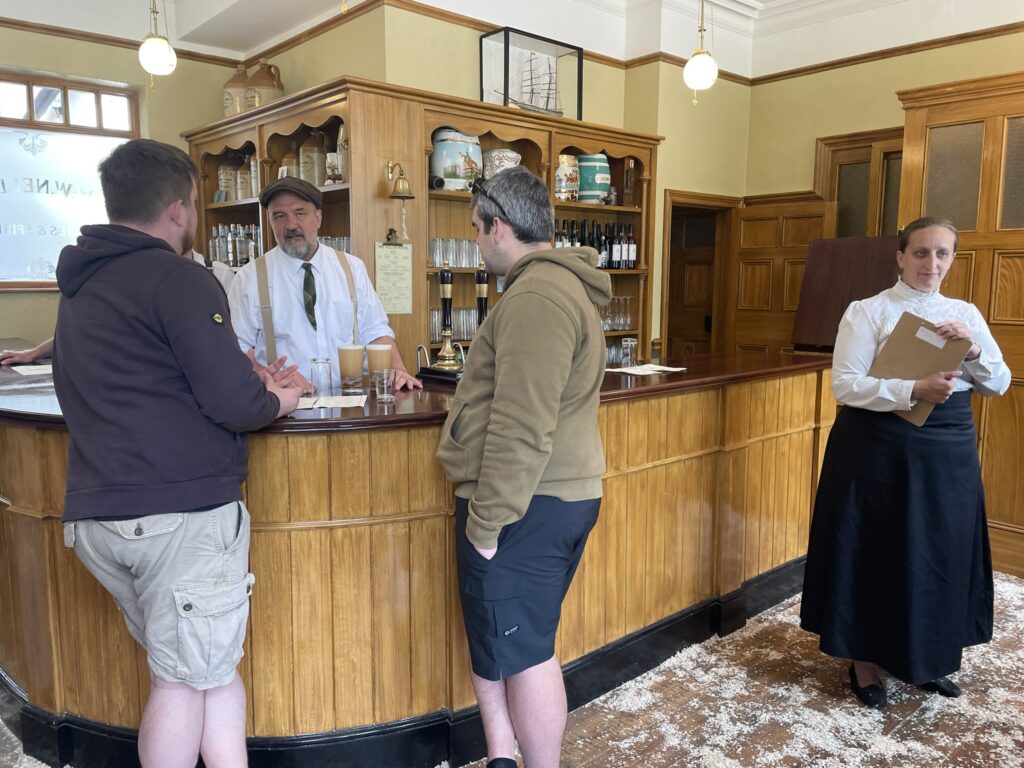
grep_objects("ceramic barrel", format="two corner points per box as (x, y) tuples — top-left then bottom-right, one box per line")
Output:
(578, 154), (611, 203)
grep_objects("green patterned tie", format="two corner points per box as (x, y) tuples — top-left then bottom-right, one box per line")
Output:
(301, 262), (317, 329)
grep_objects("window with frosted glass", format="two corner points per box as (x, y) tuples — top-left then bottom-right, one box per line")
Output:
(32, 85), (64, 123)
(0, 127), (126, 281)
(924, 122), (983, 230)
(0, 81), (28, 120)
(836, 161), (870, 237)
(1000, 116), (1024, 229)
(881, 152), (902, 236)
(68, 90), (98, 128)
(100, 94), (131, 131)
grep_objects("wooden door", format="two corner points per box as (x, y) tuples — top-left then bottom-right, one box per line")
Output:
(724, 200), (837, 355)
(667, 210), (716, 359)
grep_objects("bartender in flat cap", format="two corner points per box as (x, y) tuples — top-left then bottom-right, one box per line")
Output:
(228, 176), (422, 391)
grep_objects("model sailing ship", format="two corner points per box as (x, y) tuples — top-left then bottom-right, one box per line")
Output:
(502, 52), (563, 117)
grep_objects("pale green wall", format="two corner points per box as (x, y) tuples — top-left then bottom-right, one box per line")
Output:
(745, 30), (1024, 195)
(267, 7), (387, 92)
(383, 6), (479, 99)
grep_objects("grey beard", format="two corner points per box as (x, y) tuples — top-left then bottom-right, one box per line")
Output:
(281, 237), (315, 260)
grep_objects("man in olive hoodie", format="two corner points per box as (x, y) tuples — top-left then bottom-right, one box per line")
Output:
(437, 167), (611, 768)
(54, 139), (302, 768)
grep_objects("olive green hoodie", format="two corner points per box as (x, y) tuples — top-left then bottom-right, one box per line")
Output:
(436, 246), (612, 549)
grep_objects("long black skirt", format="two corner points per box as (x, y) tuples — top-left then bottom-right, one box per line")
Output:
(800, 390), (993, 684)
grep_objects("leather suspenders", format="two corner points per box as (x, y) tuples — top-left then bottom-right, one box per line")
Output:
(253, 250), (360, 364)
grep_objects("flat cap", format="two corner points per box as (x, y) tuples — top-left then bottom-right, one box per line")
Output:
(259, 176), (323, 209)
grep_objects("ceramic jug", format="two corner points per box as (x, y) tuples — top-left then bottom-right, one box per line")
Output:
(222, 64), (249, 117)
(245, 59), (284, 110)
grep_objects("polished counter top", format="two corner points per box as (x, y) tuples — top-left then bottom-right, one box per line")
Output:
(0, 352), (830, 432)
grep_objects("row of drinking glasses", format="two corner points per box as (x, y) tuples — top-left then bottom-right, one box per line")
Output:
(430, 308), (479, 343)
(601, 296), (634, 331)
(430, 238), (481, 268)
(320, 235), (352, 254)
(606, 337), (638, 367)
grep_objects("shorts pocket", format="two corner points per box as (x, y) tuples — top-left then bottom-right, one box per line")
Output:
(100, 512), (184, 540)
(172, 572), (255, 685)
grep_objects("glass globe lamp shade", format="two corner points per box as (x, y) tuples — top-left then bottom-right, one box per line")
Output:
(139, 34), (177, 76)
(683, 50), (718, 91)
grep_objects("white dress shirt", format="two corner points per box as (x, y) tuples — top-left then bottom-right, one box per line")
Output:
(191, 251), (235, 295)
(228, 244), (394, 382)
(831, 278), (1011, 411)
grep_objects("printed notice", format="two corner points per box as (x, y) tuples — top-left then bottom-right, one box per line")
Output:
(374, 243), (413, 315)
(915, 325), (947, 349)
(606, 364), (687, 375)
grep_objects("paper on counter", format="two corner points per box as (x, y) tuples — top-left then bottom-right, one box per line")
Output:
(295, 394), (367, 410)
(316, 395), (367, 408)
(605, 364), (687, 375)
(11, 364), (52, 375)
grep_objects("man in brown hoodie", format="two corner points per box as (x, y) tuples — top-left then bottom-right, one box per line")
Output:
(437, 166), (612, 768)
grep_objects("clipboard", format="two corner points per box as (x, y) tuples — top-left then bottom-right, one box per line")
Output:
(868, 311), (971, 427)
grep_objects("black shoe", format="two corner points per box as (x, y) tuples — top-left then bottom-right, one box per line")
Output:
(849, 664), (887, 708)
(487, 759), (517, 768)
(919, 676), (961, 698)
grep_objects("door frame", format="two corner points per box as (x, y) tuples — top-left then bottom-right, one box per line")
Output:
(660, 190), (742, 357)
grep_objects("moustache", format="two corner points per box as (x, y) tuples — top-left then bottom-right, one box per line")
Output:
(284, 228), (306, 239)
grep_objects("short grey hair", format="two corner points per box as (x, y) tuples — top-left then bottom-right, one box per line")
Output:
(471, 166), (554, 244)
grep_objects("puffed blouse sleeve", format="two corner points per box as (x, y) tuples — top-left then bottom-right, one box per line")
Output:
(830, 301), (917, 411)
(961, 304), (1012, 396)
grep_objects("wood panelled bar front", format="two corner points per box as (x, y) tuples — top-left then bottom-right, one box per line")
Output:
(0, 353), (830, 767)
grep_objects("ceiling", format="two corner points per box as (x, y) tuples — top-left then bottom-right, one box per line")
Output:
(0, 0), (1021, 77)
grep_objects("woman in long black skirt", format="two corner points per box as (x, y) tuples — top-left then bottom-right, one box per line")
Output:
(800, 217), (1011, 709)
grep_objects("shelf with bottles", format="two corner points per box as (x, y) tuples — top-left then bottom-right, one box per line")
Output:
(206, 222), (263, 269)
(554, 217), (642, 271)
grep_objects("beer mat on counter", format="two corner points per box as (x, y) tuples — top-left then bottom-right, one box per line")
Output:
(9, 364), (52, 375)
(606, 364), (687, 375)
(294, 395), (367, 410)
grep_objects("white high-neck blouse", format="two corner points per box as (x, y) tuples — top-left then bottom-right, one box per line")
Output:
(831, 278), (1011, 411)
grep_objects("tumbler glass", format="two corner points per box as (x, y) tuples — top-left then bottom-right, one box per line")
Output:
(310, 357), (332, 397)
(373, 368), (396, 403)
(620, 338), (638, 368)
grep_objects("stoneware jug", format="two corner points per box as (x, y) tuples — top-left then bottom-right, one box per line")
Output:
(245, 59), (284, 110)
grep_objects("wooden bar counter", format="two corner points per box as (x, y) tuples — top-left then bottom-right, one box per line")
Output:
(0, 353), (832, 767)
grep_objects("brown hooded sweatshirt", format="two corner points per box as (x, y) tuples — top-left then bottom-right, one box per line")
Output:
(436, 246), (612, 549)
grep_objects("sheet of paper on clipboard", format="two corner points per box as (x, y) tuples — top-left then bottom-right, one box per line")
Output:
(868, 311), (972, 427)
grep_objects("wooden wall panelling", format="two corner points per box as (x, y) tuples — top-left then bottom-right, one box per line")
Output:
(602, 474), (629, 644)
(331, 524), (375, 727)
(287, 434), (330, 522)
(408, 426), (449, 513)
(783, 260), (806, 311)
(250, 530), (294, 735)
(369, 429), (411, 516)
(370, 522), (412, 723)
(409, 516), (448, 714)
(328, 431), (371, 519)
(991, 251), (1024, 323)
(291, 528), (335, 732)
(246, 436), (291, 524)
(943, 251), (977, 302)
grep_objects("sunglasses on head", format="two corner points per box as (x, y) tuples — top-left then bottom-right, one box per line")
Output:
(471, 177), (510, 222)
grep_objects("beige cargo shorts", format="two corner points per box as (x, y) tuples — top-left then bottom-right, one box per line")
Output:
(63, 500), (254, 691)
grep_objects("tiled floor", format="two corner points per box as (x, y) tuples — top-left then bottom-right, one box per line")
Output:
(4, 573), (1022, 767)
(463, 571), (1024, 767)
